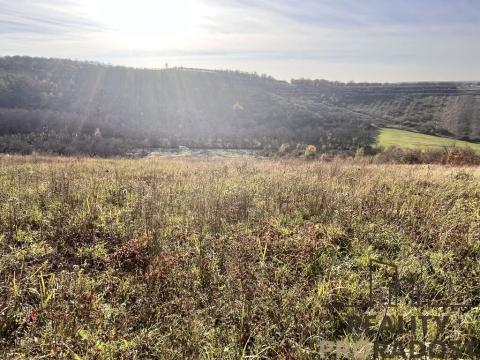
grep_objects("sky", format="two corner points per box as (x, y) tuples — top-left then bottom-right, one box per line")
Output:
(1, 0), (480, 82)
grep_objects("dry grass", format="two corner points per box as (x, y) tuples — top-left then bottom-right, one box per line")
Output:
(0, 155), (479, 359)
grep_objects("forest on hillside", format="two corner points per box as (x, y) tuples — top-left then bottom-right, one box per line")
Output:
(1, 56), (479, 156)
(290, 79), (480, 141)
(0, 57), (374, 156)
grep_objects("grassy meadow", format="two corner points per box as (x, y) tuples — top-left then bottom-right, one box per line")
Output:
(377, 128), (480, 153)
(0, 155), (479, 359)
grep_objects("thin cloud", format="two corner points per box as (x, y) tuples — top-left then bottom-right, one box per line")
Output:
(204, 0), (480, 28)
(0, 0), (105, 35)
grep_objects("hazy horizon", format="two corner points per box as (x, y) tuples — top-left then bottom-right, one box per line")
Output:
(1, 0), (480, 82)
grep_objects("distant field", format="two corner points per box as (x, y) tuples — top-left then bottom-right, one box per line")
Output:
(377, 128), (480, 152)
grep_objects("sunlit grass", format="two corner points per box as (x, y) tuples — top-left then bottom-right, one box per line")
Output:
(0, 155), (479, 358)
(377, 128), (480, 152)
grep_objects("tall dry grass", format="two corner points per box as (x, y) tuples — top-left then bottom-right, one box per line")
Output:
(0, 155), (479, 358)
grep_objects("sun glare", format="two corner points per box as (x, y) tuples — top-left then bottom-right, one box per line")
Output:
(86, 0), (209, 49)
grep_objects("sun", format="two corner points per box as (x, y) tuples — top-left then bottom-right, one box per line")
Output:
(85, 0), (209, 50)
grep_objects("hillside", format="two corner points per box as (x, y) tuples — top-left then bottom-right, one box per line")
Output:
(1, 56), (480, 156)
(290, 79), (480, 141)
(0, 57), (374, 155)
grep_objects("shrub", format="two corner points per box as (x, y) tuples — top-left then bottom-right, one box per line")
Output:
(304, 144), (317, 159)
(278, 143), (291, 155)
(354, 147), (365, 159)
(375, 146), (480, 165)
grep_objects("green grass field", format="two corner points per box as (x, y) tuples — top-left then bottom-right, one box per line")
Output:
(377, 128), (480, 152)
